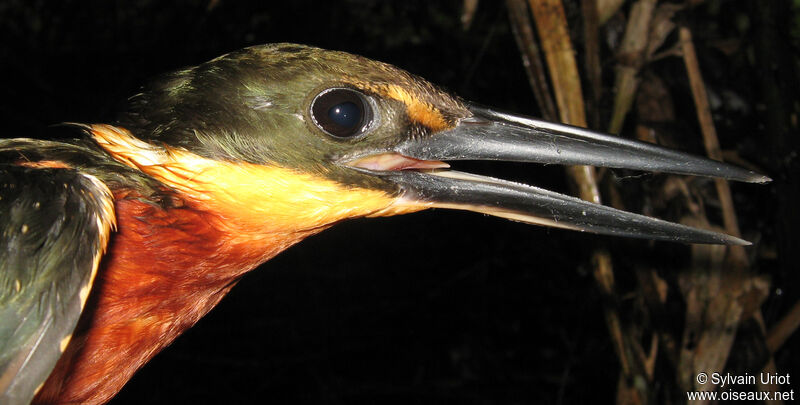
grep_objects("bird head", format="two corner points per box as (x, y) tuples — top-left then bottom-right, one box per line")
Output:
(90, 43), (767, 243)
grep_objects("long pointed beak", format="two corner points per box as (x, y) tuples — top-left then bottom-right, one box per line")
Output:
(347, 105), (769, 245)
(399, 104), (769, 183)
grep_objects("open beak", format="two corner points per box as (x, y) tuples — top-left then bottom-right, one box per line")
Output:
(347, 104), (769, 245)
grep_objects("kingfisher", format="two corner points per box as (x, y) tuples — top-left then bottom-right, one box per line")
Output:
(0, 43), (768, 404)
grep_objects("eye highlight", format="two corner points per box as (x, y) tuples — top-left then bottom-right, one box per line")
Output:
(310, 88), (373, 138)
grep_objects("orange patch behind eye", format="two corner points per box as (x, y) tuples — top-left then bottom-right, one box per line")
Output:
(351, 81), (453, 132)
(382, 84), (453, 132)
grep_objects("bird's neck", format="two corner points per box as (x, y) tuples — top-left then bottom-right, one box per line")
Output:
(36, 189), (318, 404)
(36, 124), (419, 403)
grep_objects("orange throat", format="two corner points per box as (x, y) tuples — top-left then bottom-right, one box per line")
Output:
(36, 189), (318, 404)
(35, 124), (425, 404)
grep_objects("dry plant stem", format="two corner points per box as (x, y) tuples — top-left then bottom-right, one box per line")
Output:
(528, 0), (587, 128)
(767, 299), (800, 353)
(646, 4), (680, 60)
(679, 27), (747, 267)
(506, 0), (558, 121)
(582, 0), (602, 128)
(527, 1), (648, 404)
(598, 0), (626, 25)
(608, 0), (657, 134)
(461, 0), (480, 30)
(593, 252), (631, 378)
(527, 0), (600, 202)
(680, 27), (782, 403)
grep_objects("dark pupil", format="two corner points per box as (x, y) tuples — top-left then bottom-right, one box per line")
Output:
(311, 88), (369, 138)
(328, 102), (360, 128)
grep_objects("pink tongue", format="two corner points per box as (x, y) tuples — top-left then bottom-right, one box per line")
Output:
(348, 153), (450, 171)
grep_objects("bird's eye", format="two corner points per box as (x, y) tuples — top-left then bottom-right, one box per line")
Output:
(310, 88), (372, 138)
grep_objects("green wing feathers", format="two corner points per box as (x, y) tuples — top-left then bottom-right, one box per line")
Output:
(0, 165), (115, 405)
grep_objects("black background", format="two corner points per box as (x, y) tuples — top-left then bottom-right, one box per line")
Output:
(0, 1), (796, 404)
